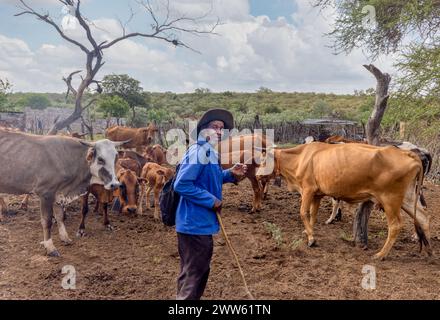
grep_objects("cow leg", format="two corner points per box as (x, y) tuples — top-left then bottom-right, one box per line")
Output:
(20, 194), (30, 210)
(138, 183), (145, 215)
(249, 177), (262, 213)
(0, 197), (7, 221)
(103, 203), (113, 231)
(400, 191), (432, 256)
(145, 185), (152, 209)
(374, 201), (403, 260)
(309, 197), (322, 229)
(39, 194), (59, 257)
(77, 193), (89, 237)
(326, 199), (341, 225)
(153, 186), (161, 220)
(53, 203), (72, 245)
(263, 180), (270, 200)
(93, 200), (100, 214)
(300, 192), (316, 247)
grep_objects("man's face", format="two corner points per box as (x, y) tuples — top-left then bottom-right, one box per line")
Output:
(205, 120), (224, 143)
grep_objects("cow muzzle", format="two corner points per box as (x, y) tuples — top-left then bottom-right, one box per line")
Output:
(105, 181), (121, 191)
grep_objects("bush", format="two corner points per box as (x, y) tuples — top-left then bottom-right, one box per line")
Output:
(98, 95), (129, 119)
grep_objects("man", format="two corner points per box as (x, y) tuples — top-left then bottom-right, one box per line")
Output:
(173, 108), (247, 300)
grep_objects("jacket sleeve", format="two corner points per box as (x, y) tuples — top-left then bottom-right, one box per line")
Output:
(222, 169), (237, 184)
(174, 162), (217, 209)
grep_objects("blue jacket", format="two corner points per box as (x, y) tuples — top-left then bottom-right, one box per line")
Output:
(174, 140), (236, 235)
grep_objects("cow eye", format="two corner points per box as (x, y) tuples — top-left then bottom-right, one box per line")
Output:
(97, 157), (105, 165)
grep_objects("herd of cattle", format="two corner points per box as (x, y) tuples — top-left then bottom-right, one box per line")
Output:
(0, 124), (435, 261)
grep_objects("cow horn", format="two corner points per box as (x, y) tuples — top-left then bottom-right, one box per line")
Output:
(113, 139), (132, 147)
(79, 140), (96, 147)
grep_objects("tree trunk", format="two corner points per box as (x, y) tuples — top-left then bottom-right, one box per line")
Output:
(353, 64), (391, 248)
(131, 106), (136, 125)
(47, 81), (89, 135)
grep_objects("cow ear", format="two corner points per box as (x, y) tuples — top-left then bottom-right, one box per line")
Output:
(117, 168), (126, 179)
(86, 148), (96, 163)
(137, 177), (147, 184)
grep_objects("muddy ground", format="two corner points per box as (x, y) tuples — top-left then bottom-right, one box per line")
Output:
(1, 180), (440, 300)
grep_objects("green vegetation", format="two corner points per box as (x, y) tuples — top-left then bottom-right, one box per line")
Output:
(263, 222), (284, 249)
(315, 0), (440, 98)
(97, 95), (130, 123)
(101, 74), (149, 124)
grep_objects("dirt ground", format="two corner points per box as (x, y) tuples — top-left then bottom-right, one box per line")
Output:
(1, 180), (440, 300)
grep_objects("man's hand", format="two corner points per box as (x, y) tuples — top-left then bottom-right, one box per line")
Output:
(213, 199), (222, 212)
(230, 163), (247, 177)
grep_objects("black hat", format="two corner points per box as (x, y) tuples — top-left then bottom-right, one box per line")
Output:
(196, 108), (234, 136)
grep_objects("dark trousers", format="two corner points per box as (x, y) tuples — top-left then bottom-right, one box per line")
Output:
(176, 232), (213, 300)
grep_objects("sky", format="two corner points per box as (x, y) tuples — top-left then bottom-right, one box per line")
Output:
(0, 0), (397, 93)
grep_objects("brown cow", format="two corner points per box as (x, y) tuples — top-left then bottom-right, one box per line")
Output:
(138, 162), (174, 219)
(217, 133), (269, 213)
(143, 144), (168, 165)
(118, 150), (150, 168)
(105, 123), (158, 151)
(320, 139), (432, 227)
(256, 143), (430, 260)
(114, 168), (144, 214)
(325, 135), (367, 144)
(78, 159), (144, 235)
(117, 157), (142, 176)
(78, 184), (115, 236)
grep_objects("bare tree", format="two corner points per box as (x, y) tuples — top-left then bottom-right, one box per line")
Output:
(16, 0), (219, 135)
(353, 64), (391, 248)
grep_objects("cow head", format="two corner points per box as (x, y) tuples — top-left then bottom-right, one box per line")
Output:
(140, 123), (158, 145)
(116, 168), (145, 214)
(255, 149), (277, 183)
(81, 139), (126, 191)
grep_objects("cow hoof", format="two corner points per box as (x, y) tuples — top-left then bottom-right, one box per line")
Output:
(61, 238), (73, 246)
(411, 232), (419, 242)
(105, 224), (114, 231)
(373, 252), (386, 260)
(76, 229), (86, 237)
(48, 250), (61, 257)
(307, 239), (316, 247)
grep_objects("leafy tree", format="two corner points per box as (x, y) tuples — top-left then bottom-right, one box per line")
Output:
(101, 74), (148, 124)
(311, 100), (332, 118)
(0, 78), (13, 111)
(257, 87), (273, 94)
(98, 95), (129, 125)
(264, 105), (281, 114)
(194, 88), (211, 95)
(314, 0), (440, 97)
(21, 93), (52, 110)
(147, 108), (171, 123)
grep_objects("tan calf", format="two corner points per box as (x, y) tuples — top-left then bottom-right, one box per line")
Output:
(138, 163), (174, 219)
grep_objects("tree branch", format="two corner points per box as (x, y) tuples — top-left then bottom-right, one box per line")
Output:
(63, 70), (82, 99)
(15, 0), (90, 54)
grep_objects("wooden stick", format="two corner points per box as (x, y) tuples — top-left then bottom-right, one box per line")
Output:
(216, 211), (255, 299)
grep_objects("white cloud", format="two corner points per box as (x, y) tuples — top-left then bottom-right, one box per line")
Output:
(0, 0), (399, 94)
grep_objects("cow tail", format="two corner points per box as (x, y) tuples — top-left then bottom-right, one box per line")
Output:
(413, 164), (428, 253)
